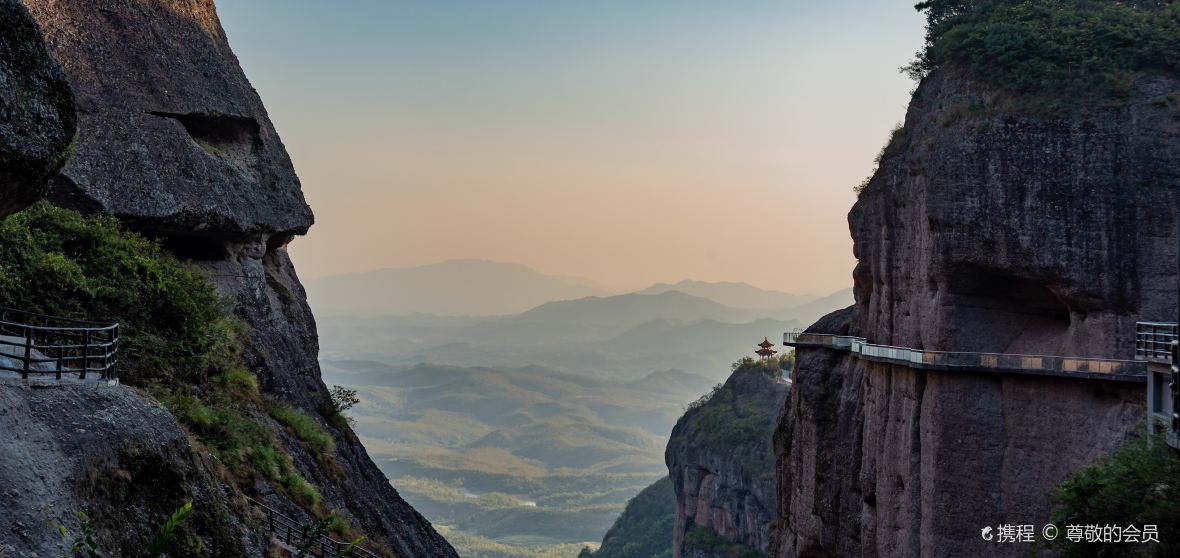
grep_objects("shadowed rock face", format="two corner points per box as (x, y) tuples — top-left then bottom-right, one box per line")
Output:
(0, 385), (251, 557)
(667, 367), (789, 558)
(772, 69), (1165, 558)
(20, 0), (311, 239)
(0, 0), (74, 216)
(851, 70), (1180, 358)
(14, 1), (458, 556)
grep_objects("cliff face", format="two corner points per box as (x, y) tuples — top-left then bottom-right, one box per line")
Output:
(0, 0), (74, 215)
(0, 385), (252, 557)
(3, 1), (456, 556)
(772, 68), (1171, 557)
(667, 363), (789, 558)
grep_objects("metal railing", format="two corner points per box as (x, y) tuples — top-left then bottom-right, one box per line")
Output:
(1134, 321), (1177, 364)
(248, 497), (380, 558)
(784, 331), (864, 349)
(785, 329), (1144, 381)
(0, 306), (118, 382)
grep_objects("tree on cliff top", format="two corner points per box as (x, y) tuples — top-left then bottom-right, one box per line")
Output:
(907, 0), (1180, 103)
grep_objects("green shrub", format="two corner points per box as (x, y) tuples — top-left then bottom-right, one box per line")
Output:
(0, 202), (235, 386)
(1049, 428), (1180, 557)
(282, 473), (321, 508)
(212, 365), (259, 398)
(0, 204), (336, 529)
(270, 404), (336, 459)
(907, 1), (1180, 107)
(319, 385), (358, 432)
(252, 445), (285, 481)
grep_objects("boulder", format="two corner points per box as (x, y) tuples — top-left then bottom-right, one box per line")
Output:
(0, 0), (74, 216)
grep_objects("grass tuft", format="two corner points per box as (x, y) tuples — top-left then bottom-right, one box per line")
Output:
(269, 404), (336, 459)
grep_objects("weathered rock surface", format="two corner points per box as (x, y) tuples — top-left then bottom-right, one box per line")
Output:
(771, 68), (1167, 557)
(0, 385), (256, 557)
(0, 0), (74, 216)
(667, 363), (789, 558)
(9, 1), (458, 556)
(20, 0), (311, 240)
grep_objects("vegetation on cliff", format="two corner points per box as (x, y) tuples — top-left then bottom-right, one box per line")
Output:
(0, 202), (231, 386)
(1051, 429), (1179, 557)
(908, 0), (1180, 104)
(684, 525), (764, 558)
(0, 203), (356, 546)
(679, 355), (791, 467)
(577, 476), (675, 558)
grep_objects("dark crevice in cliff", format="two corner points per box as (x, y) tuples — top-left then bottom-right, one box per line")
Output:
(45, 173), (101, 214)
(909, 369), (926, 553)
(147, 110), (261, 170)
(148, 111), (260, 147)
(159, 233), (229, 261)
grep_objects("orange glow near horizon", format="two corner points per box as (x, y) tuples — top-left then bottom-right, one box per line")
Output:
(218, 1), (925, 295)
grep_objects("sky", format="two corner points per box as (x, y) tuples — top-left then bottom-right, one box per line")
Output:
(217, 1), (925, 295)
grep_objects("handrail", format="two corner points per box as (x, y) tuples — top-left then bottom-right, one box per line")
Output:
(785, 329), (1145, 381)
(1134, 321), (1176, 364)
(0, 307), (118, 383)
(247, 497), (381, 558)
(0, 306), (116, 328)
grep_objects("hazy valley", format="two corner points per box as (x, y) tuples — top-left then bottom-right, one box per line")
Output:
(313, 261), (846, 556)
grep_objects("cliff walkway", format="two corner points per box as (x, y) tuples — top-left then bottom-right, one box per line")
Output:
(0, 307), (118, 385)
(248, 497), (383, 558)
(784, 330), (1146, 382)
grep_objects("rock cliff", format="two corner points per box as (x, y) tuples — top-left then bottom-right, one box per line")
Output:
(771, 67), (1172, 557)
(667, 360), (789, 558)
(0, 0), (74, 215)
(0, 1), (456, 556)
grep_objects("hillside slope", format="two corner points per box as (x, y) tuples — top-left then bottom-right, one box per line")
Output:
(578, 476), (676, 558)
(323, 361), (715, 556)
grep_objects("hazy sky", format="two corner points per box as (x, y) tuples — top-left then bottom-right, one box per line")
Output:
(217, 1), (925, 295)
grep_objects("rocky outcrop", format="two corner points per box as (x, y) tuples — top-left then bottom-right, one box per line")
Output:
(771, 68), (1170, 557)
(0, 0), (74, 216)
(667, 362), (789, 558)
(8, 1), (457, 556)
(0, 385), (252, 557)
(20, 0), (310, 240)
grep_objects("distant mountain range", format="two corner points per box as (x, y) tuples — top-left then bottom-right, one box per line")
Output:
(508, 291), (772, 331)
(307, 259), (844, 320)
(637, 279), (818, 310)
(305, 259), (609, 317)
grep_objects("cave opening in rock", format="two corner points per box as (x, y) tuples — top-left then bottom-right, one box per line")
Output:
(159, 233), (228, 261)
(943, 267), (1071, 353)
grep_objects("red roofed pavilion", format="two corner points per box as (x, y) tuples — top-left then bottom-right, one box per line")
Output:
(756, 337), (777, 359)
